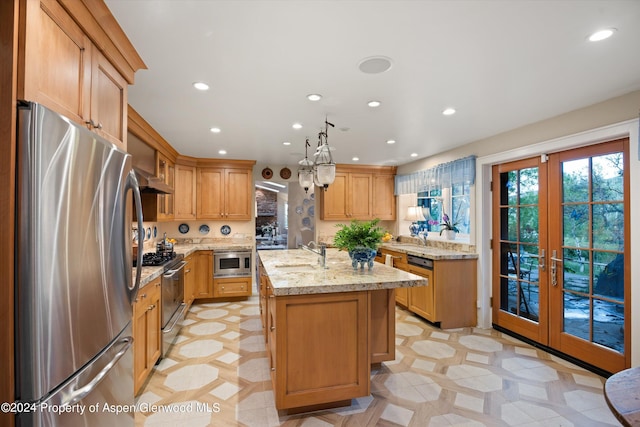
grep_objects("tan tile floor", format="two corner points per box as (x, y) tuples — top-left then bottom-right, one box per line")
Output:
(134, 296), (621, 426)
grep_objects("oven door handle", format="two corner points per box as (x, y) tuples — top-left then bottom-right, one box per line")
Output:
(164, 261), (188, 278)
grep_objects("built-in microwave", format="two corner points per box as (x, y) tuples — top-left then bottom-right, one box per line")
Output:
(213, 250), (252, 278)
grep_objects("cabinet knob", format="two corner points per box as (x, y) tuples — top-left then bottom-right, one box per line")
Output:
(148, 304), (155, 310)
(221, 286), (225, 290)
(270, 326), (275, 331)
(140, 293), (147, 299)
(271, 367), (275, 371)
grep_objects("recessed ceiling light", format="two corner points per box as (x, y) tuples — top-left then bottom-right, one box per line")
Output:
(282, 141), (291, 146)
(588, 28), (616, 42)
(292, 123), (302, 129)
(307, 94), (322, 101)
(442, 108), (456, 116)
(218, 149), (227, 155)
(386, 139), (396, 144)
(210, 127), (221, 133)
(352, 157), (360, 161)
(368, 100), (381, 108)
(410, 153), (418, 158)
(193, 82), (209, 91)
(358, 56), (393, 74)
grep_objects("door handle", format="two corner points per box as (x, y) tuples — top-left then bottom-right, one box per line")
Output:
(539, 249), (546, 271)
(550, 250), (563, 286)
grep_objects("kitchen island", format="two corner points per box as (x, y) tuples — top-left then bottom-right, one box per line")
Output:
(258, 248), (427, 412)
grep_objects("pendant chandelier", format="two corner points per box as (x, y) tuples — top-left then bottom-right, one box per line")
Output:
(298, 118), (336, 192)
(297, 138), (314, 193)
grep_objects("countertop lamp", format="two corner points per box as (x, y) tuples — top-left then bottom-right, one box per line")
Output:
(405, 206), (425, 237)
(313, 119), (336, 191)
(298, 139), (314, 193)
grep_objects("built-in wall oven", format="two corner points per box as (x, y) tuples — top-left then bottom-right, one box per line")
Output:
(214, 250), (252, 278)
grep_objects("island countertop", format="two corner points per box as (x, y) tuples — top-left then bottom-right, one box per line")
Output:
(258, 248), (427, 296)
(379, 242), (478, 260)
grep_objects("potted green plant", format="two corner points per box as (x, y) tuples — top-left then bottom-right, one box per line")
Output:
(334, 219), (385, 269)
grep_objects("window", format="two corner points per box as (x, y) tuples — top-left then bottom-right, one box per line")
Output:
(417, 184), (470, 235)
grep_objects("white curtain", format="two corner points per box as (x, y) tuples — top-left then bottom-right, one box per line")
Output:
(394, 155), (476, 195)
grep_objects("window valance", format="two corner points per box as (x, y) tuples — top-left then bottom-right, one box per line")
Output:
(395, 155), (476, 195)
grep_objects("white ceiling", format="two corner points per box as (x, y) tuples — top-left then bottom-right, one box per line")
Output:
(105, 0), (640, 167)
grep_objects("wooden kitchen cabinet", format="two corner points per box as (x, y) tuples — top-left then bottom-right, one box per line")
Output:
(270, 292), (369, 410)
(369, 289), (396, 363)
(174, 163), (197, 219)
(377, 248), (409, 307)
(197, 165), (253, 220)
(133, 277), (161, 395)
(320, 171), (372, 220)
(18, 0), (144, 150)
(319, 165), (396, 221)
(375, 247), (477, 328)
(193, 250), (214, 299)
(155, 153), (175, 220)
(213, 277), (252, 298)
(372, 173), (396, 220)
(408, 265), (435, 321)
(184, 253), (195, 309)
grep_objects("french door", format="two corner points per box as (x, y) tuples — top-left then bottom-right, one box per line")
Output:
(492, 138), (630, 373)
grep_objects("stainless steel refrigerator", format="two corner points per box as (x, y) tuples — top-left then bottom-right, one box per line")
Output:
(15, 102), (144, 426)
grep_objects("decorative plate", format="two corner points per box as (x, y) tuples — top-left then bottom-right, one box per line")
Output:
(146, 227), (151, 240)
(295, 206), (304, 215)
(199, 224), (210, 235)
(302, 217), (311, 227)
(261, 167), (273, 179)
(153, 226), (157, 238)
(220, 225), (231, 235)
(308, 205), (315, 217)
(303, 198), (310, 205)
(279, 167), (291, 179)
(310, 193), (315, 200)
(178, 223), (189, 234)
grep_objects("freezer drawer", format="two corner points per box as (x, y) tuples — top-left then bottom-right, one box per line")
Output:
(17, 324), (134, 427)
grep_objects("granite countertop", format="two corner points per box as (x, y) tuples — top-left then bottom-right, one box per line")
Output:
(135, 242), (255, 287)
(379, 242), (478, 260)
(258, 248), (427, 296)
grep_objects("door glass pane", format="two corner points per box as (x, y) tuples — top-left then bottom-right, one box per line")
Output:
(592, 153), (623, 202)
(593, 252), (624, 300)
(592, 203), (624, 250)
(563, 293), (589, 341)
(519, 168), (539, 205)
(500, 207), (518, 241)
(520, 282), (539, 321)
(522, 244), (539, 284)
(499, 277), (518, 313)
(563, 248), (589, 294)
(505, 170), (518, 205)
(563, 205), (588, 248)
(593, 299), (624, 353)
(519, 206), (538, 243)
(500, 243), (518, 277)
(562, 158), (589, 202)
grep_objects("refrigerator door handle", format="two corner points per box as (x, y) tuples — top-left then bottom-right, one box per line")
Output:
(61, 336), (133, 407)
(127, 169), (144, 296)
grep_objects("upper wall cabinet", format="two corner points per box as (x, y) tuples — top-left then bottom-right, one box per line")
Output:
(174, 161), (197, 220)
(319, 165), (397, 221)
(197, 162), (255, 221)
(18, 0), (146, 150)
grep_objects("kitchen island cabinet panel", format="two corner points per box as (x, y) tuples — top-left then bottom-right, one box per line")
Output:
(272, 292), (369, 410)
(369, 289), (396, 364)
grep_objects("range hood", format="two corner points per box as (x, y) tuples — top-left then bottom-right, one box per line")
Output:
(133, 167), (174, 194)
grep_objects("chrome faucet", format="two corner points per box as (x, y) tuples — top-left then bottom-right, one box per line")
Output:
(300, 241), (327, 268)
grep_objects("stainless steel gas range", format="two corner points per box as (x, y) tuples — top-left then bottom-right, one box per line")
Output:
(139, 252), (188, 358)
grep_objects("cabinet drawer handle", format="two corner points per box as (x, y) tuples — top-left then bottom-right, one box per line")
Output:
(140, 293), (147, 299)
(148, 304), (156, 310)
